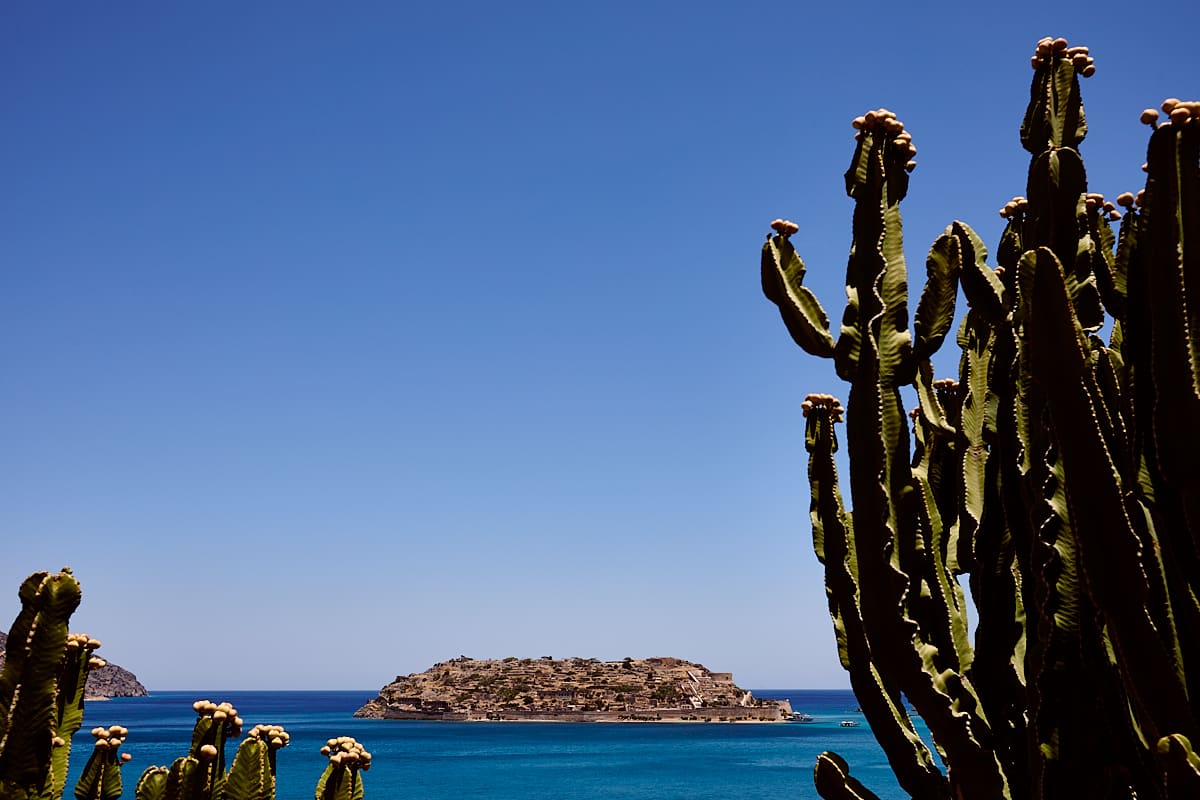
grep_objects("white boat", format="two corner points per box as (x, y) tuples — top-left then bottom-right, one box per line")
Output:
(787, 711), (815, 722)
(839, 720), (859, 727)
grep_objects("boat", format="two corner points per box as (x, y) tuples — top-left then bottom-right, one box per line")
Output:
(839, 720), (859, 727)
(787, 711), (815, 723)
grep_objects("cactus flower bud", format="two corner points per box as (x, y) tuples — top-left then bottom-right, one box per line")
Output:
(121, 753), (132, 763)
(199, 744), (218, 761)
(1140, 108), (1159, 125)
(1052, 37), (1068, 51)
(1081, 64), (1095, 78)
(1170, 107), (1190, 125)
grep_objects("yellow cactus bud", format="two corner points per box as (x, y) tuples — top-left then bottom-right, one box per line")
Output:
(1140, 108), (1159, 125)
(121, 753), (132, 763)
(1170, 107), (1190, 125)
(1081, 64), (1095, 78)
(199, 744), (218, 761)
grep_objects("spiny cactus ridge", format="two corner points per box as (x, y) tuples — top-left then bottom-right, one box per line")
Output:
(761, 37), (1200, 800)
(0, 569), (367, 800)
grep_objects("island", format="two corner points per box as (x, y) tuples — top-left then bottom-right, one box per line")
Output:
(0, 631), (148, 700)
(355, 656), (792, 722)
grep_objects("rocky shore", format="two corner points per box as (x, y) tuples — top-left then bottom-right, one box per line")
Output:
(0, 631), (148, 700)
(356, 656), (791, 722)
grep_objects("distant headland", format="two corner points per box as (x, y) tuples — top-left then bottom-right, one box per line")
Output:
(0, 631), (148, 700)
(355, 656), (792, 722)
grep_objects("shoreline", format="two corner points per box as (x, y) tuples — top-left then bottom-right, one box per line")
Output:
(356, 706), (791, 723)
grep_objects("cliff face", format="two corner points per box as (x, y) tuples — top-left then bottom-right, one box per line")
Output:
(0, 631), (148, 699)
(356, 656), (791, 722)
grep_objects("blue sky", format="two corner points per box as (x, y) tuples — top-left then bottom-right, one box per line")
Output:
(2, 1), (1197, 690)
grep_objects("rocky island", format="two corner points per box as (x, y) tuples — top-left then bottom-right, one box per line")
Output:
(355, 656), (792, 722)
(0, 631), (148, 700)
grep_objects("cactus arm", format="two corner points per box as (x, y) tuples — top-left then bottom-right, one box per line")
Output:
(953, 222), (1007, 323)
(813, 751), (883, 800)
(956, 310), (997, 574)
(73, 740), (125, 800)
(1021, 245), (1197, 744)
(133, 767), (168, 800)
(913, 231), (961, 361)
(1143, 123), (1200, 512)
(314, 766), (363, 800)
(226, 740), (273, 800)
(1089, 204), (1125, 320)
(761, 233), (836, 357)
(804, 398), (950, 797)
(1157, 734), (1200, 795)
(914, 361), (954, 435)
(0, 571), (83, 794)
(909, 415), (974, 674)
(1020, 52), (1086, 154)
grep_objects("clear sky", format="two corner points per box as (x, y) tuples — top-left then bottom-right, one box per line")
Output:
(2, 1), (1197, 690)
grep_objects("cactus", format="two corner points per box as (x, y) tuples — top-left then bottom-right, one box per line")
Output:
(0, 569), (112, 800)
(314, 738), (369, 800)
(73, 727), (130, 800)
(133, 704), (301, 800)
(2, 571), (369, 800)
(763, 38), (1200, 800)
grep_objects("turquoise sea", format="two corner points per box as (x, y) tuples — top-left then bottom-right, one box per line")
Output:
(71, 690), (916, 799)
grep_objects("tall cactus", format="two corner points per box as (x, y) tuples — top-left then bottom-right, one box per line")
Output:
(762, 37), (1200, 799)
(0, 569), (114, 800)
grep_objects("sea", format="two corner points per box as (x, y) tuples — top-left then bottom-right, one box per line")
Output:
(69, 690), (921, 799)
